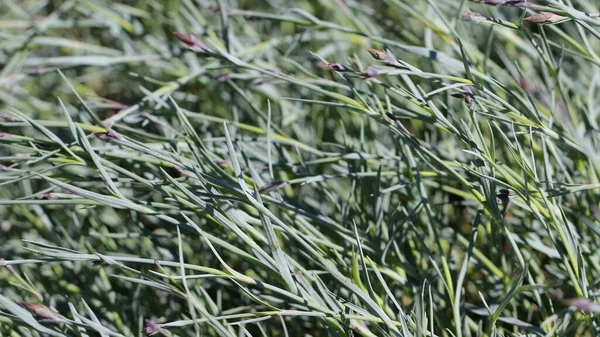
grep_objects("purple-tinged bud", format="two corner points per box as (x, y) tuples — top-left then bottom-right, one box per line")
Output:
(215, 73), (230, 82)
(362, 66), (382, 79)
(174, 166), (193, 177)
(259, 180), (287, 193)
(6, 264), (16, 275)
(36, 193), (58, 200)
(473, 0), (530, 5)
(464, 96), (473, 109)
(173, 31), (198, 46)
(27, 67), (51, 75)
(95, 128), (122, 141)
(0, 259), (16, 275)
(140, 112), (167, 127)
(207, 5), (231, 14)
(451, 86), (474, 108)
(213, 159), (228, 168)
(565, 298), (600, 313)
(524, 12), (567, 24)
(461, 12), (487, 23)
(513, 2), (533, 8)
(2, 114), (18, 121)
(107, 100), (128, 110)
(482, 0), (506, 6)
(367, 49), (398, 65)
(173, 32), (213, 54)
(143, 319), (164, 336)
(551, 288), (564, 300)
(22, 302), (59, 321)
(326, 63), (349, 72)
(315, 61), (329, 70)
(105, 129), (122, 140)
(591, 205), (600, 220)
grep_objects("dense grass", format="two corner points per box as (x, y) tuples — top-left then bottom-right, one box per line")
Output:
(1, 0), (600, 336)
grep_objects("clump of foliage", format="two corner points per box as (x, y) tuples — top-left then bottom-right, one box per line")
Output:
(1, 0), (600, 336)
